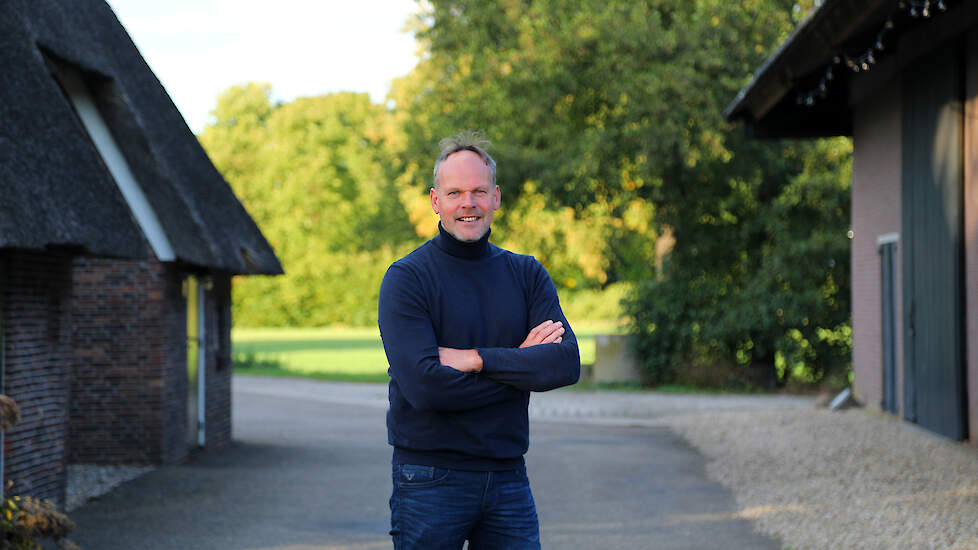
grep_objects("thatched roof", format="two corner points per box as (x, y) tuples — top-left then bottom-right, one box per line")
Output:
(0, 0), (282, 274)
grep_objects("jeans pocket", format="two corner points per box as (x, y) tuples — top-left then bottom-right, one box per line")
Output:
(395, 464), (451, 488)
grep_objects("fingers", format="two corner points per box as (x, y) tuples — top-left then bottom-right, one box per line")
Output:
(541, 325), (564, 343)
(534, 320), (559, 334)
(438, 347), (481, 372)
(539, 321), (563, 340)
(522, 320), (564, 347)
(529, 320), (552, 336)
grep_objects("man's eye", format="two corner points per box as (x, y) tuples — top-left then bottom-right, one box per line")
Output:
(476, 190), (486, 195)
(448, 191), (458, 196)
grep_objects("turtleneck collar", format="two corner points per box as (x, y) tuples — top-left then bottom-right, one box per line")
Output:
(433, 222), (492, 260)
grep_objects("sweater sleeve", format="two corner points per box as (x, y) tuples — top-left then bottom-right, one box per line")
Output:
(379, 263), (524, 412)
(477, 259), (581, 392)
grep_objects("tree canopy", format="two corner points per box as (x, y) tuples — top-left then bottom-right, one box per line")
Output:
(200, 85), (416, 326)
(199, 0), (852, 386)
(389, 0), (850, 385)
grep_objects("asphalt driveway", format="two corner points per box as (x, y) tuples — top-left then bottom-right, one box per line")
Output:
(68, 377), (786, 549)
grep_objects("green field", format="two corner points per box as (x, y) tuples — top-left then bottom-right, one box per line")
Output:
(232, 321), (623, 383)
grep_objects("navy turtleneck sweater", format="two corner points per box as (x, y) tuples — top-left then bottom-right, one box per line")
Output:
(378, 223), (580, 470)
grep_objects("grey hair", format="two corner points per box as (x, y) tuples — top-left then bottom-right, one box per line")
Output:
(432, 130), (497, 189)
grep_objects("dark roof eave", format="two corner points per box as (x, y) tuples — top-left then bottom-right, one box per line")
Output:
(741, 113), (853, 139)
(725, 0), (893, 124)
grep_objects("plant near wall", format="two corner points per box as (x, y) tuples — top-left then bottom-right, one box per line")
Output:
(0, 395), (82, 550)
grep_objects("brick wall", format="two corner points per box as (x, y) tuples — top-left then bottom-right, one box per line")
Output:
(204, 274), (232, 452)
(70, 255), (170, 464)
(159, 263), (188, 464)
(851, 82), (903, 412)
(70, 254), (233, 464)
(2, 248), (235, 505)
(1, 249), (74, 506)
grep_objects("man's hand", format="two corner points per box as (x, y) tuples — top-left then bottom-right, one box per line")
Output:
(439, 320), (564, 373)
(520, 320), (564, 348)
(439, 347), (483, 373)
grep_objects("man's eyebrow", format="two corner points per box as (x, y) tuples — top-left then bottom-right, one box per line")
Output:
(442, 183), (489, 192)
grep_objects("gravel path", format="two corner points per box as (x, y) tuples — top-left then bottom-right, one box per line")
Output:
(661, 409), (978, 550)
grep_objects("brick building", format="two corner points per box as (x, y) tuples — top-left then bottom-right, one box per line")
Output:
(1, 0), (281, 505)
(726, 0), (978, 443)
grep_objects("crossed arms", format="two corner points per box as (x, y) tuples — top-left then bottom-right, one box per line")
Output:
(378, 263), (581, 412)
(437, 320), (566, 373)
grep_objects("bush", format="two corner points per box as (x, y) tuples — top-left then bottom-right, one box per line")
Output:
(559, 282), (631, 325)
(0, 395), (81, 550)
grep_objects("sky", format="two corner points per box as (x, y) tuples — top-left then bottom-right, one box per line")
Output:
(105, 0), (421, 133)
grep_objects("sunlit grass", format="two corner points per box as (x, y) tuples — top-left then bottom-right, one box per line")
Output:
(232, 321), (624, 384)
(232, 327), (389, 383)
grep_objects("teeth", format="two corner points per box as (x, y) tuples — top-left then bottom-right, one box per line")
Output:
(459, 216), (477, 221)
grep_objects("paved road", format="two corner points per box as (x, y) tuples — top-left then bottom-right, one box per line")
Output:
(69, 377), (795, 549)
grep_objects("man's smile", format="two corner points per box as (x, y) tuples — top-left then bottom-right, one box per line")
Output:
(457, 216), (480, 222)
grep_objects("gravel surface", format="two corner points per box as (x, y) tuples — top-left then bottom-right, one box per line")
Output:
(661, 409), (978, 550)
(231, 375), (814, 418)
(530, 389), (812, 420)
(66, 464), (155, 511)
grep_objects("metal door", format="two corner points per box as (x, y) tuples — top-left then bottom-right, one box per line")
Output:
(880, 238), (898, 414)
(901, 43), (967, 440)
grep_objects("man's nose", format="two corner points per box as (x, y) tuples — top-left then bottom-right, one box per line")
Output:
(460, 192), (475, 207)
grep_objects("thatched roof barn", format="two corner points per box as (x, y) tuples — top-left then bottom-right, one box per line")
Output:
(1, 0), (283, 505)
(0, 0), (281, 274)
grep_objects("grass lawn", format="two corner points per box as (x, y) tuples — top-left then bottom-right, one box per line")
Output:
(232, 321), (623, 384)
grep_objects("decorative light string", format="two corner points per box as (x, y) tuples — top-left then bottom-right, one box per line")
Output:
(796, 0), (949, 107)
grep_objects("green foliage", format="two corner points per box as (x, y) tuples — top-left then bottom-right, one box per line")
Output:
(558, 283), (631, 327)
(200, 87), (418, 326)
(395, 0), (851, 385)
(200, 0), (851, 390)
(626, 138), (853, 387)
(1, 395), (80, 550)
(390, 0), (679, 288)
(1, 490), (79, 550)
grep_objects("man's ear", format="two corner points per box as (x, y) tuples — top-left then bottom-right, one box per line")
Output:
(430, 187), (439, 214)
(493, 185), (501, 210)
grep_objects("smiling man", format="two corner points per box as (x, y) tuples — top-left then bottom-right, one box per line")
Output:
(378, 131), (581, 549)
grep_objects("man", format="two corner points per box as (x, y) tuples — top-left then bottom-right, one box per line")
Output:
(378, 132), (581, 549)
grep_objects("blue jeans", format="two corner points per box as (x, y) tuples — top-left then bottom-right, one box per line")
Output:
(390, 463), (541, 550)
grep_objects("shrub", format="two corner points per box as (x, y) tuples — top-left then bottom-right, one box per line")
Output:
(0, 395), (81, 550)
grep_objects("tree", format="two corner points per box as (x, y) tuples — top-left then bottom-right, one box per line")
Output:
(395, 0), (851, 385)
(200, 86), (417, 326)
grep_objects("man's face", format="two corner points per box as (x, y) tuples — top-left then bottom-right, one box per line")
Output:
(430, 150), (500, 242)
